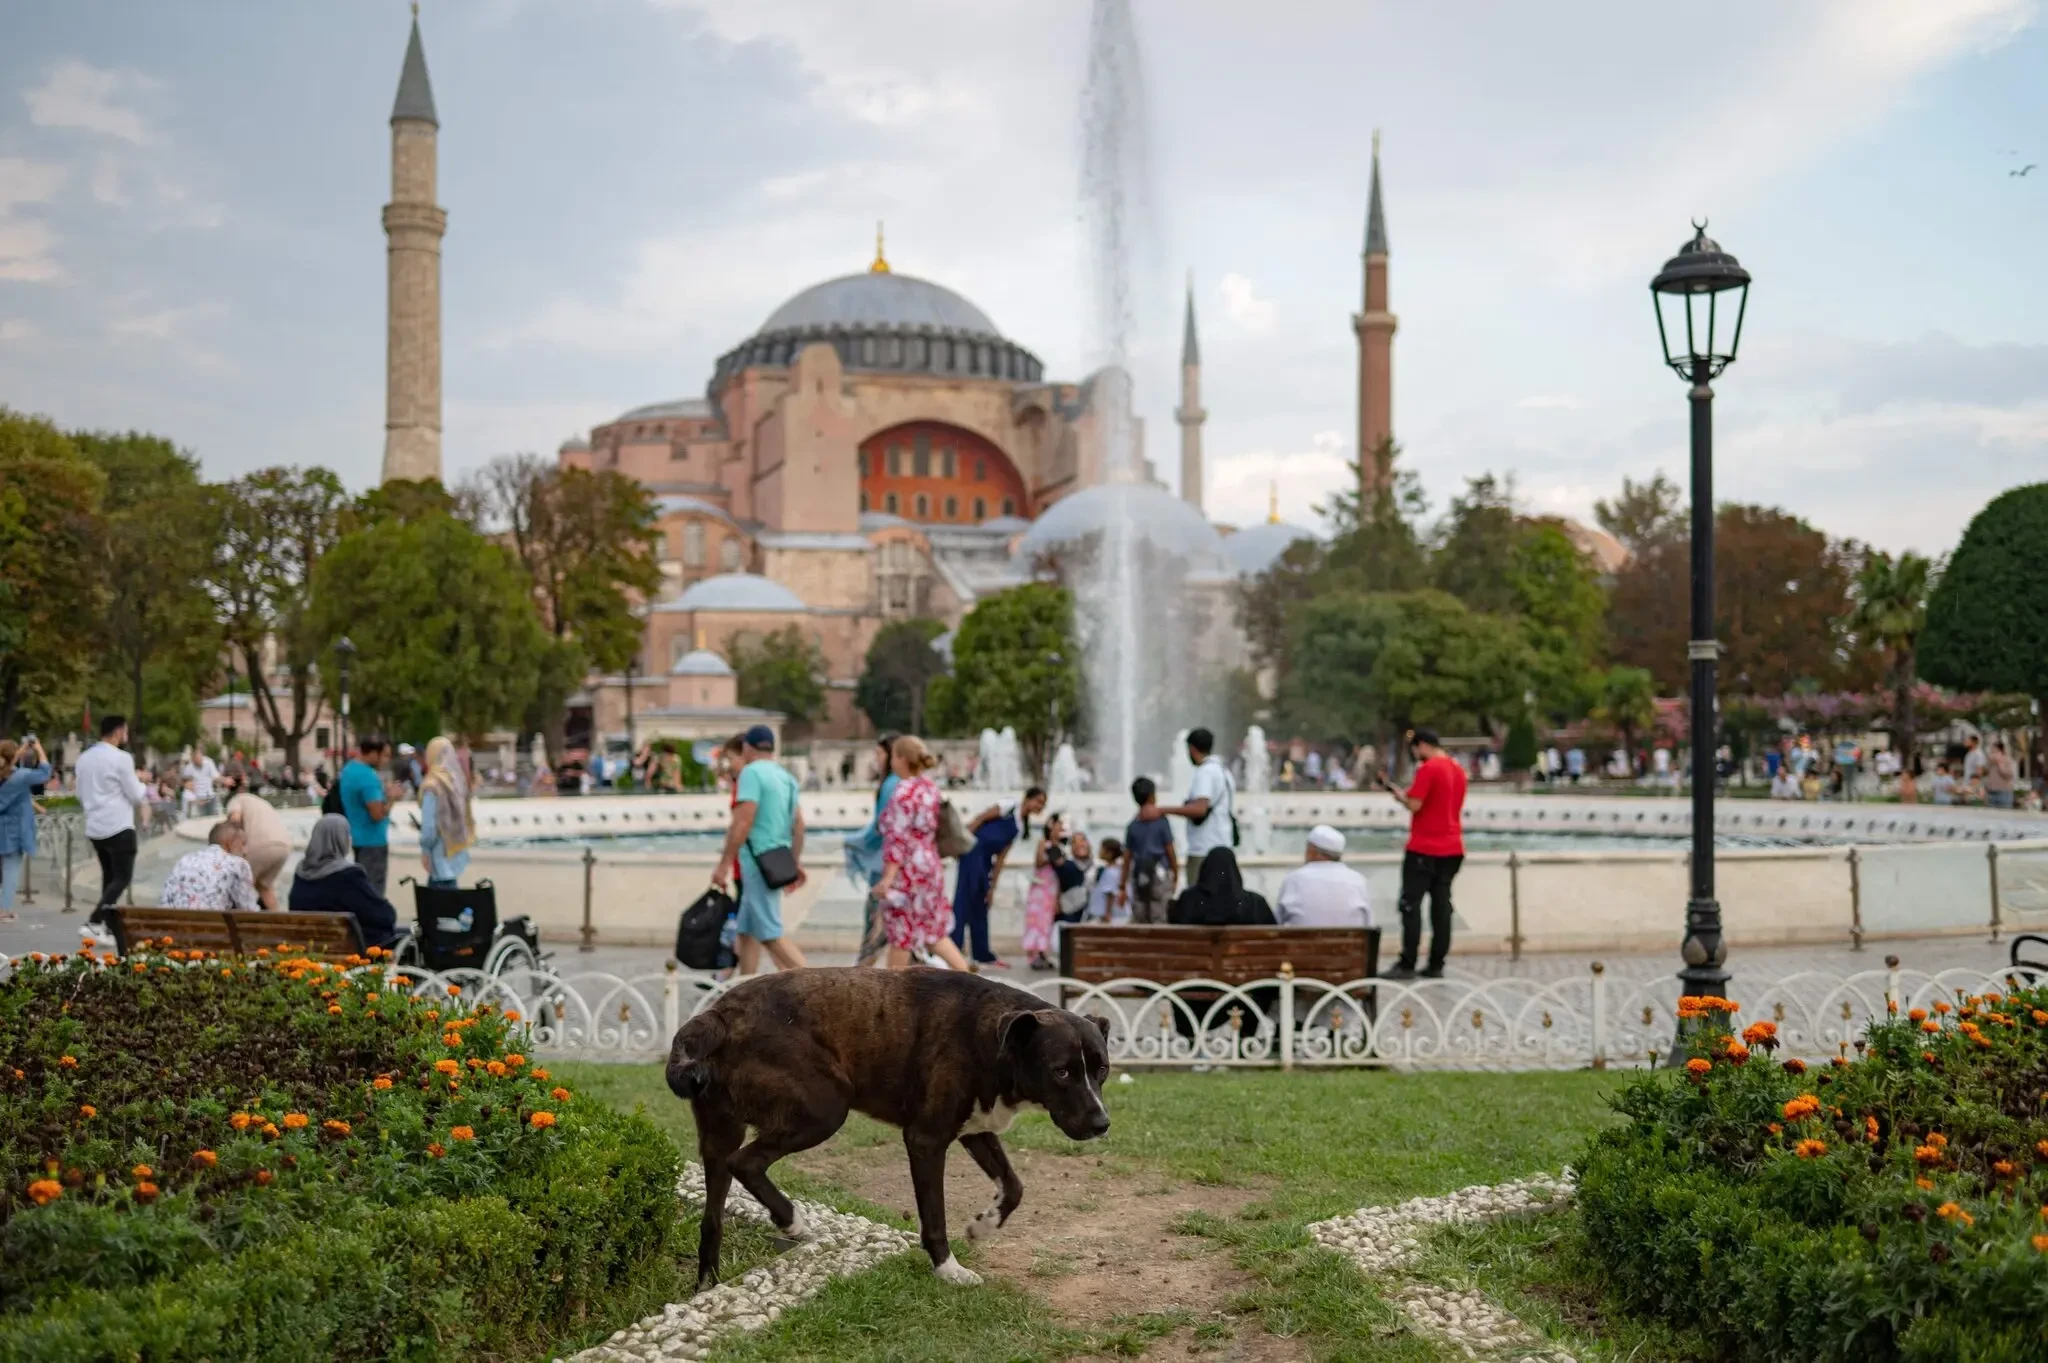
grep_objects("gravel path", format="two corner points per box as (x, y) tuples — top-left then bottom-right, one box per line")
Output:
(1309, 1174), (1578, 1361)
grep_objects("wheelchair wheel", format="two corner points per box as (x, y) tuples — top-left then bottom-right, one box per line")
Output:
(484, 934), (539, 977)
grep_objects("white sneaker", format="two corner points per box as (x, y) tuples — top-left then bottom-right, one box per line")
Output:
(80, 926), (117, 953)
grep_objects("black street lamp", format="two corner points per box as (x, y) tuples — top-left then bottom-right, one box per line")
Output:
(625, 652), (641, 780)
(333, 636), (357, 767)
(1651, 222), (1751, 1034)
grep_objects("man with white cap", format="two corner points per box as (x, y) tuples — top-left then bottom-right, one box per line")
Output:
(1274, 825), (1372, 928)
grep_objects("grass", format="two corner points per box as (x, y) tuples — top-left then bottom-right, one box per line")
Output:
(555, 1061), (1634, 1362)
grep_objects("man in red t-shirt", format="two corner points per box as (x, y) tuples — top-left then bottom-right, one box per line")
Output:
(1380, 727), (1467, 979)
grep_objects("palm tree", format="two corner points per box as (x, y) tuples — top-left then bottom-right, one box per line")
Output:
(1593, 666), (1658, 776)
(1849, 551), (1934, 772)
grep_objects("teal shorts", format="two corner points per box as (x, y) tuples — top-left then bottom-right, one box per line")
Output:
(734, 849), (784, 942)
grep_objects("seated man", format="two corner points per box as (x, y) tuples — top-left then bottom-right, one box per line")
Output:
(1275, 824), (1372, 928)
(159, 821), (260, 912)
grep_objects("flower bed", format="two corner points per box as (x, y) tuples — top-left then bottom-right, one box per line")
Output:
(0, 943), (681, 1362)
(1578, 989), (2048, 1362)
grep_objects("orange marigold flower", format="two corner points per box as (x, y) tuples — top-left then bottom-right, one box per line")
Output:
(321, 1119), (351, 1138)
(1933, 1001), (1952, 1015)
(2036, 1140), (2048, 1160)
(26, 1178), (62, 1206)
(1928, 1133), (1948, 1149)
(530, 1111), (556, 1129)
(281, 1113), (309, 1130)
(192, 1149), (218, 1168)
(447, 1079), (460, 1092)
(1794, 1139), (1827, 1159)
(1830, 1056), (1850, 1069)
(134, 1181), (159, 1203)
(1921, 1020), (1941, 1034)
(2032, 1010), (2048, 1025)
(449, 1126), (475, 1142)
(1935, 1201), (1974, 1227)
(58, 1055), (77, 1069)
(2034, 1235), (2048, 1253)
(1908, 1008), (1928, 1022)
(550, 1087), (571, 1102)
(78, 1104), (96, 1119)
(230, 1111), (253, 1130)
(1685, 1058), (1712, 1076)
(261, 1122), (281, 1139)
(131, 1163), (153, 1179)
(1923, 1051), (1938, 1064)
(531, 1068), (549, 1081)
(1994, 1160), (2015, 1176)
(466, 1057), (485, 1071)
(1782, 1058), (1807, 1076)
(503, 1010), (521, 1023)
(426, 1142), (446, 1158)
(1916, 1176), (1934, 1189)
(1741, 1021), (1777, 1045)
(434, 1059), (461, 1076)
(445, 985), (461, 996)
(372, 1077), (393, 1091)
(1915, 1144), (1944, 1166)
(443, 1033), (462, 1049)
(1783, 1094), (1822, 1121)
(327, 1005), (342, 1016)
(1767, 1122), (1783, 1135)
(485, 1060), (507, 1077)
(1865, 1115), (1880, 1143)
(1723, 1040), (1751, 1063)
(505, 1053), (526, 1067)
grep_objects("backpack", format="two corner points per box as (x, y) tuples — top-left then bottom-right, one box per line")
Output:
(675, 888), (737, 971)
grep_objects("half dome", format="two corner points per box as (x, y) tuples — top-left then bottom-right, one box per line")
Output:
(1013, 483), (1227, 572)
(671, 573), (807, 613)
(670, 648), (736, 677)
(759, 272), (1000, 338)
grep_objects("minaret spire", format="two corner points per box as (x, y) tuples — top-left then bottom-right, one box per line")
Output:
(1353, 129), (1397, 504)
(382, 8), (447, 484)
(1175, 271), (1206, 513)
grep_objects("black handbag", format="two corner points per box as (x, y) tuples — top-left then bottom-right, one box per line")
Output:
(750, 843), (801, 890)
(676, 888), (736, 970)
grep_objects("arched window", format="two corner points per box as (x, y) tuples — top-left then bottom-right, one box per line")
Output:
(1001, 497), (1015, 516)
(940, 447), (955, 478)
(943, 495), (958, 520)
(682, 521), (705, 568)
(859, 490), (870, 513)
(719, 538), (742, 571)
(974, 459), (986, 482)
(913, 493), (929, 519)
(913, 433), (931, 477)
(885, 491), (899, 514)
(973, 497), (987, 521)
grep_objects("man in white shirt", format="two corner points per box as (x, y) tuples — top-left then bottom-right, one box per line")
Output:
(180, 747), (220, 817)
(74, 714), (151, 930)
(1161, 727), (1234, 888)
(1275, 825), (1372, 928)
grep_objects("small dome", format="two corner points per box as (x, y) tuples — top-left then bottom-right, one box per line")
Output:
(1220, 521), (1317, 577)
(759, 272), (1000, 338)
(670, 649), (735, 677)
(559, 434), (591, 452)
(614, 398), (711, 423)
(1014, 483), (1227, 571)
(673, 573), (807, 613)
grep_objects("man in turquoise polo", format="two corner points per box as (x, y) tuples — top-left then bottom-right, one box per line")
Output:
(709, 726), (809, 974)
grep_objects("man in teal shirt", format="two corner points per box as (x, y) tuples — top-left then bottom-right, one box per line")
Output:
(338, 736), (394, 894)
(709, 726), (809, 974)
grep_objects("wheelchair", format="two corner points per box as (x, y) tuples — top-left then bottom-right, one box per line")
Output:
(2011, 933), (2048, 986)
(388, 878), (548, 977)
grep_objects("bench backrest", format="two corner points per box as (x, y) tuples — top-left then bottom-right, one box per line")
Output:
(1059, 924), (1379, 985)
(108, 907), (365, 958)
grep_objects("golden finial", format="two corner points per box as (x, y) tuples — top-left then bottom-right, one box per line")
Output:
(411, 1), (419, 16)
(1268, 481), (1280, 524)
(870, 220), (890, 274)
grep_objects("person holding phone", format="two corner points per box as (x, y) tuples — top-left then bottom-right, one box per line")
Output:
(0, 737), (52, 919)
(1380, 727), (1466, 980)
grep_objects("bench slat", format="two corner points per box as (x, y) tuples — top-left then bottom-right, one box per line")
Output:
(1060, 925), (1379, 986)
(109, 908), (365, 958)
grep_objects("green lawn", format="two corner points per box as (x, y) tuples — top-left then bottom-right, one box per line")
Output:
(555, 1061), (1636, 1362)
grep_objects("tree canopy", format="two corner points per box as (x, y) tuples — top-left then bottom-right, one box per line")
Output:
(933, 583), (1081, 779)
(0, 410), (106, 735)
(854, 617), (949, 734)
(1921, 482), (2048, 710)
(731, 626), (827, 739)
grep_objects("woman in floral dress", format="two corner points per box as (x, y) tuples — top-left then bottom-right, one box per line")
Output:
(1020, 812), (1067, 970)
(875, 737), (974, 971)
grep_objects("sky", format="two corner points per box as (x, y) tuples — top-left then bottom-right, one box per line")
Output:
(1, 0), (2044, 558)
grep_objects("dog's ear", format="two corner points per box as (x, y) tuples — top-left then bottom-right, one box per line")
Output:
(996, 1009), (1061, 1055)
(1088, 1013), (1111, 1042)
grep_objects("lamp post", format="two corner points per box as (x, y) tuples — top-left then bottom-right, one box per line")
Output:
(1650, 222), (1751, 1035)
(625, 653), (640, 782)
(333, 637), (357, 767)
(225, 658), (237, 754)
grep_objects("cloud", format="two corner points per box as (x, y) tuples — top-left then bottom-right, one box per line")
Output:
(1208, 429), (1351, 528)
(1518, 395), (1582, 411)
(23, 61), (157, 145)
(0, 320), (33, 344)
(1216, 272), (1276, 334)
(109, 303), (234, 375)
(0, 157), (67, 281)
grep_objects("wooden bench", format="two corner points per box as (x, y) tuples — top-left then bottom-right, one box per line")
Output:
(107, 907), (366, 958)
(1058, 924), (1380, 987)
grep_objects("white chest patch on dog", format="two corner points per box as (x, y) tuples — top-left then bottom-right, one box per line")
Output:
(959, 1098), (1040, 1135)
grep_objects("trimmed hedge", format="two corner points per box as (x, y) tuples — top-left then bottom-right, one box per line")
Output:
(1578, 989), (2048, 1363)
(0, 943), (681, 1362)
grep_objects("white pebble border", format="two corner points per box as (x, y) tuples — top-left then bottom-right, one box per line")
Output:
(1309, 1173), (1578, 1362)
(559, 1163), (916, 1363)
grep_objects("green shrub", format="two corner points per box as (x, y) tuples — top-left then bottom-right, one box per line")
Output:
(1578, 990), (2048, 1362)
(0, 944), (681, 1362)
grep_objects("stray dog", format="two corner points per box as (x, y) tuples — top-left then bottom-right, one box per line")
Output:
(666, 967), (1112, 1288)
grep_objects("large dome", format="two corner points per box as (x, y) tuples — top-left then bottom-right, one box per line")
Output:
(759, 272), (1000, 338)
(1013, 483), (1227, 572)
(1219, 520), (1318, 577)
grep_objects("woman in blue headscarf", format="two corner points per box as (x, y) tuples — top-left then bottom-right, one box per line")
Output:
(843, 735), (898, 963)
(948, 785), (1047, 969)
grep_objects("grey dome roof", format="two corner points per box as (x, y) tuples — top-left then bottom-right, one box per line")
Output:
(1014, 483), (1226, 571)
(980, 515), (1030, 533)
(670, 648), (735, 677)
(1220, 521), (1317, 577)
(672, 572), (807, 613)
(615, 398), (711, 423)
(760, 272), (1000, 338)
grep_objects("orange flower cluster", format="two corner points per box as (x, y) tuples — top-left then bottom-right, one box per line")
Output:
(192, 1149), (218, 1168)
(282, 1113), (309, 1131)
(372, 1077), (393, 1091)
(2036, 1140), (2048, 1161)
(1865, 1115), (1880, 1144)
(1793, 1139), (1827, 1159)
(1685, 1058), (1713, 1077)
(1677, 995), (1740, 1019)
(550, 1087), (571, 1102)
(1920, 1020), (1942, 1034)
(131, 1163), (152, 1179)
(505, 1054), (526, 1068)
(1722, 1039), (1751, 1064)
(322, 1119), (351, 1138)
(2034, 1235), (2048, 1253)
(449, 1126), (475, 1142)
(1782, 1058), (1807, 1076)
(434, 1059), (460, 1076)
(27, 1179), (62, 1206)
(1993, 1160), (2015, 1177)
(58, 1055), (77, 1069)
(1932, 1001), (1953, 1015)
(1934, 1201), (1974, 1228)
(78, 1104), (96, 1119)
(1740, 1020), (1777, 1046)
(529, 1111), (556, 1129)
(1782, 1094), (1822, 1121)
(2032, 1010), (2048, 1025)
(134, 1181), (159, 1203)
(1908, 1008), (1928, 1022)
(485, 1061), (507, 1078)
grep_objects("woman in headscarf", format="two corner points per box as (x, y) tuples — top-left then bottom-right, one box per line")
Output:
(842, 734), (898, 965)
(289, 813), (401, 947)
(1167, 847), (1274, 926)
(417, 736), (473, 888)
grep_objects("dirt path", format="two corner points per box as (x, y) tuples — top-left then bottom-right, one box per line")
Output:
(792, 1138), (1308, 1361)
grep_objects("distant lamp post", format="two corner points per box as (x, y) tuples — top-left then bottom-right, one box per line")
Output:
(1650, 221), (1751, 1036)
(225, 659), (238, 753)
(333, 636), (357, 764)
(625, 653), (641, 781)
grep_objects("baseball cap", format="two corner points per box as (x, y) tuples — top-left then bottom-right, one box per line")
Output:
(742, 724), (776, 751)
(1306, 824), (1346, 856)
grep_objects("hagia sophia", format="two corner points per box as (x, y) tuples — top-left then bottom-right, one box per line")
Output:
(374, 14), (1402, 748)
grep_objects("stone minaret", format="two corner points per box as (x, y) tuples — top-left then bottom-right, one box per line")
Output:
(381, 9), (445, 485)
(1174, 274), (1205, 511)
(1352, 130), (1396, 501)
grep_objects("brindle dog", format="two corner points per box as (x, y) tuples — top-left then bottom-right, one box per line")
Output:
(666, 966), (1112, 1287)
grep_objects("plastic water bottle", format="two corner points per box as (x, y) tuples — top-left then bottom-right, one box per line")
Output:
(457, 907), (474, 932)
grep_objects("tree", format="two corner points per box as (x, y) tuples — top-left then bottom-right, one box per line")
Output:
(1430, 473), (1522, 615)
(209, 466), (347, 769)
(731, 626), (826, 739)
(855, 617), (948, 734)
(1848, 550), (1935, 770)
(1594, 472), (1685, 557)
(308, 512), (545, 740)
(1510, 521), (1608, 719)
(1235, 537), (1325, 681)
(1921, 482), (2048, 764)
(1592, 665), (1657, 772)
(1318, 436), (1430, 594)
(463, 456), (662, 758)
(943, 583), (1083, 780)
(71, 430), (220, 743)
(0, 409), (106, 735)
(1280, 589), (1532, 755)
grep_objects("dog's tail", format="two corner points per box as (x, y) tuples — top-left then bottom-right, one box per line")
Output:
(665, 1009), (729, 1101)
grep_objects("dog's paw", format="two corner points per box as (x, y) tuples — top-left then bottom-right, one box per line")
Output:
(780, 1208), (811, 1240)
(933, 1255), (982, 1286)
(965, 1202), (1004, 1241)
